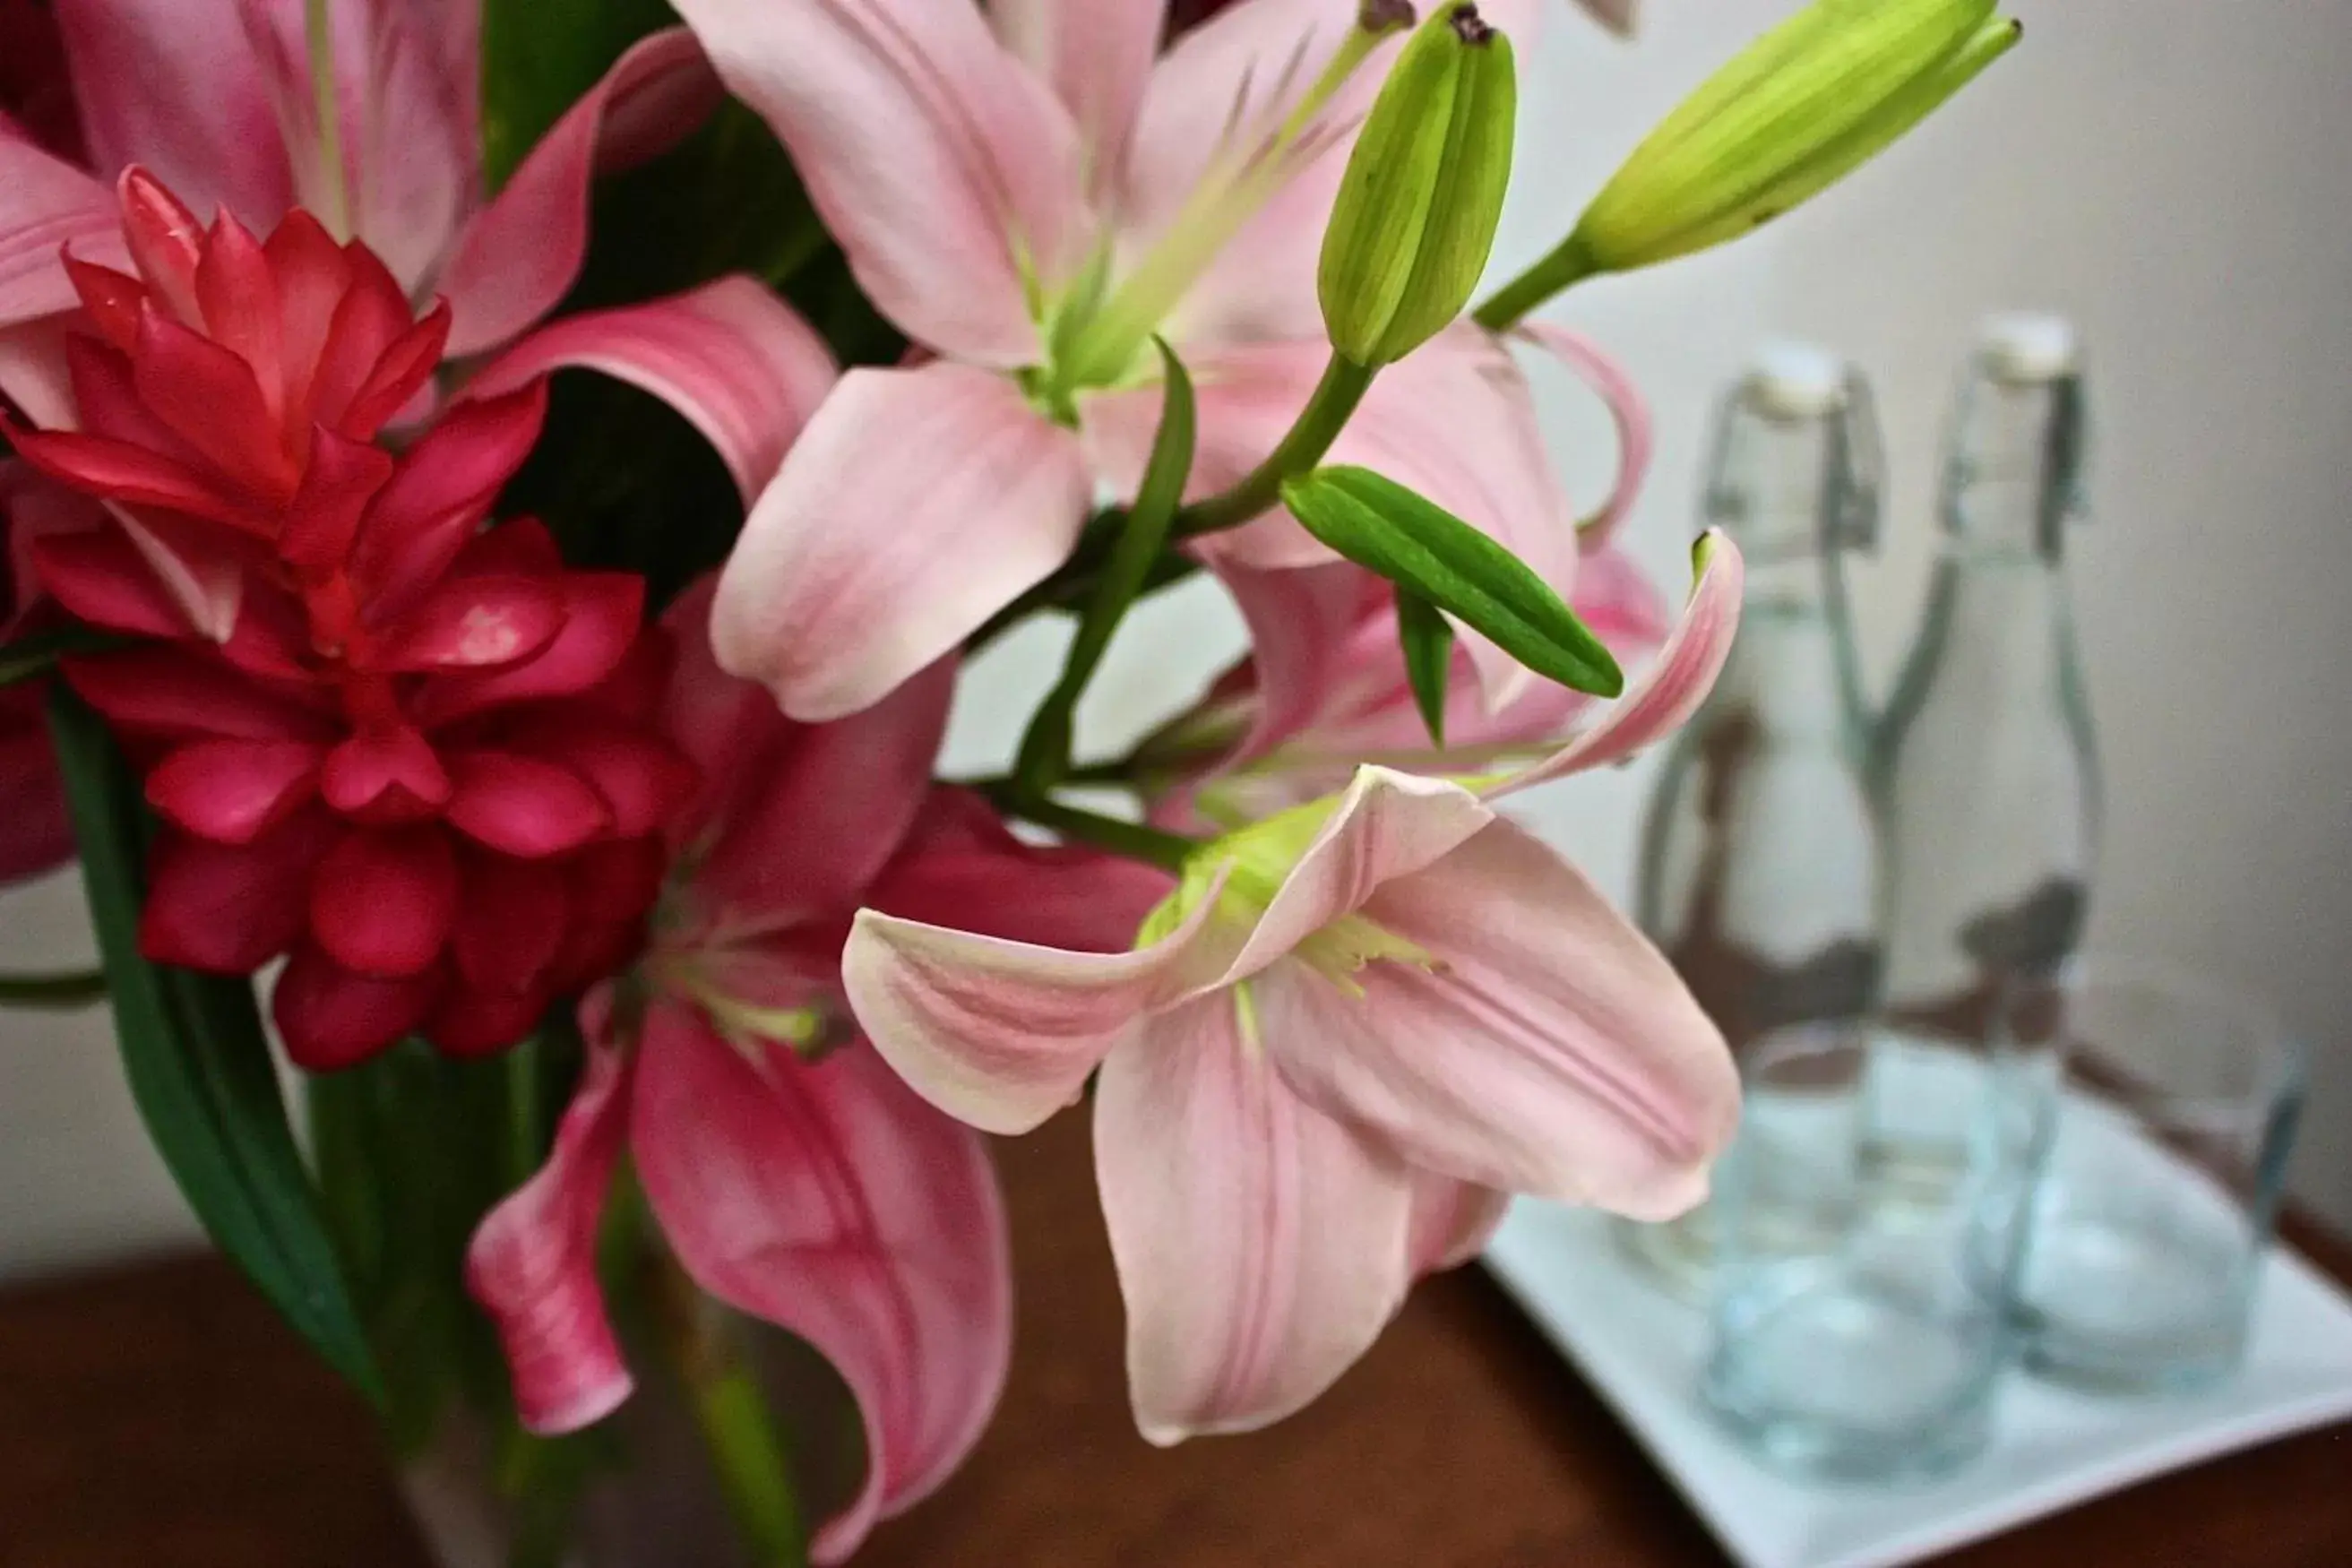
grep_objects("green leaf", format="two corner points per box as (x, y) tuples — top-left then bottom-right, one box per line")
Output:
(310, 1038), (564, 1455)
(495, 100), (885, 609)
(1394, 590), (1456, 747)
(0, 626), (132, 688)
(46, 685), (383, 1407)
(1012, 342), (1197, 797)
(1280, 466), (1624, 698)
(479, 0), (676, 192)
(0, 969), (108, 1008)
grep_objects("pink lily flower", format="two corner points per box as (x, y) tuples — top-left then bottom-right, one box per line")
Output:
(0, 2), (820, 617)
(675, 0), (1621, 722)
(841, 537), (1745, 1443)
(470, 579), (1159, 1561)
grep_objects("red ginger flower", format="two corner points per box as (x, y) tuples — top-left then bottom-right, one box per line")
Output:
(9, 177), (695, 1069)
(7, 168), (461, 639)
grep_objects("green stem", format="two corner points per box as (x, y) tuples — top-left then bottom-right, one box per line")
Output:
(503, 1035), (543, 1190)
(0, 627), (134, 689)
(976, 352), (1371, 650)
(1471, 231), (1601, 334)
(0, 969), (108, 1008)
(1012, 343), (1197, 797)
(304, 0), (353, 238)
(496, 1428), (582, 1568)
(689, 1357), (806, 1568)
(987, 785), (1196, 873)
(1175, 353), (1375, 537)
(1060, 759), (1142, 788)
(659, 1262), (806, 1568)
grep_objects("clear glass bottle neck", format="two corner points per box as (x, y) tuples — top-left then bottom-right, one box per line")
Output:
(1940, 370), (2086, 564)
(1700, 399), (1874, 741)
(1706, 408), (1873, 584)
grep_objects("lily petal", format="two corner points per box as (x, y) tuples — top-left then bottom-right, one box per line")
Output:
(1260, 815), (1736, 1219)
(1209, 557), (1388, 776)
(0, 134), (123, 326)
(668, 0), (1084, 365)
(689, 648), (957, 937)
(842, 868), (1232, 1137)
(711, 363), (1090, 723)
(466, 277), (839, 506)
(438, 29), (722, 358)
(1123, 0), (1387, 340)
(1515, 323), (1653, 549)
(654, 572), (793, 808)
(1409, 1177), (1510, 1277)
(631, 1009), (1012, 1564)
(1094, 994), (1415, 1445)
(991, 0), (1166, 194)
(0, 320), (80, 428)
(1483, 530), (1744, 799)
(228, 0), (478, 296)
(866, 788), (1176, 953)
(1572, 541), (1673, 655)
(1223, 766), (1495, 984)
(53, 0), (290, 235)
(465, 1009), (636, 1434)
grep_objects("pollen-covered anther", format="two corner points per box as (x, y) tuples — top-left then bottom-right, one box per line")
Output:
(1448, 4), (1495, 45)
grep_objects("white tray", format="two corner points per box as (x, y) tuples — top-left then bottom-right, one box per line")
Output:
(1483, 1199), (2352, 1568)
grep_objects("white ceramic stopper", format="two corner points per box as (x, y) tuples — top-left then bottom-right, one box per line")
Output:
(1977, 312), (2081, 383)
(1743, 340), (1848, 419)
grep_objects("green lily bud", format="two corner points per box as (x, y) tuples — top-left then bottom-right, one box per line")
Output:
(1475, 0), (2016, 329)
(1578, 0), (2018, 271)
(1319, 2), (1518, 368)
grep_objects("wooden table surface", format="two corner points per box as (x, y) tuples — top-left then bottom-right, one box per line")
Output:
(3, 1109), (2348, 1568)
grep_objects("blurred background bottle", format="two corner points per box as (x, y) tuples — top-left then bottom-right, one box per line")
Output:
(1865, 314), (2103, 1201)
(1620, 343), (1886, 1298)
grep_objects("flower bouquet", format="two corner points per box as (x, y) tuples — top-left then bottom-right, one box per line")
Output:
(0, 0), (2011, 1560)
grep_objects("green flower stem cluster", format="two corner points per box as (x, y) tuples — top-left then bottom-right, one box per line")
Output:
(986, 0), (2016, 852)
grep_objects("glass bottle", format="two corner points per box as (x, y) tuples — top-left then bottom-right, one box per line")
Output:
(1618, 343), (1886, 1298)
(1865, 314), (2101, 1199)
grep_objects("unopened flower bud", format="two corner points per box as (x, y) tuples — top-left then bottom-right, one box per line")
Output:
(1573, 0), (2018, 273)
(1319, 3), (1518, 368)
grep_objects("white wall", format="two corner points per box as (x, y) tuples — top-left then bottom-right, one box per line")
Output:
(0, 870), (193, 1279)
(0, 0), (2344, 1280)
